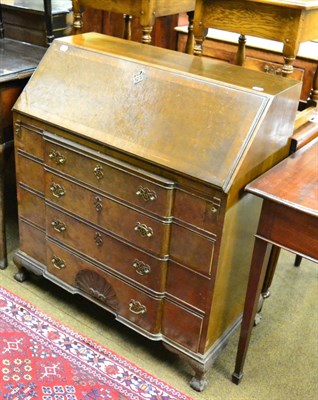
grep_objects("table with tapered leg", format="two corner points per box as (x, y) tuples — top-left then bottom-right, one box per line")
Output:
(232, 137), (318, 384)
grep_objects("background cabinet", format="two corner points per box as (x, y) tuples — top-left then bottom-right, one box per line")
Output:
(1, 0), (72, 46)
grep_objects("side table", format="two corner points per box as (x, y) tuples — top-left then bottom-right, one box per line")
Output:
(232, 137), (318, 384)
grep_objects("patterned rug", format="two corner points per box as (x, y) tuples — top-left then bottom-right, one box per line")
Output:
(0, 287), (193, 400)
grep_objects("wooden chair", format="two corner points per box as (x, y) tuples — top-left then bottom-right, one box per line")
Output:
(192, 0), (318, 105)
(71, 0), (195, 52)
(0, 3), (46, 269)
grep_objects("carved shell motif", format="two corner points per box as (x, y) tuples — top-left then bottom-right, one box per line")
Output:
(75, 269), (119, 312)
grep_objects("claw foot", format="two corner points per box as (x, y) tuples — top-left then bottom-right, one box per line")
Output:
(190, 374), (208, 392)
(14, 268), (28, 282)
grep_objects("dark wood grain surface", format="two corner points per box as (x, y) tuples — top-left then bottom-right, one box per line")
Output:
(246, 137), (318, 215)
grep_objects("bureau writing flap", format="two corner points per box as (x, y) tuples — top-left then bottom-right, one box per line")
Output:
(14, 33), (301, 192)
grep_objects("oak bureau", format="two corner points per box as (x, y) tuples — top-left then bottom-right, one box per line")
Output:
(12, 33), (301, 391)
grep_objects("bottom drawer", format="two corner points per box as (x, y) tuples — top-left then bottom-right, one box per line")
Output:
(46, 240), (163, 334)
(19, 220), (46, 264)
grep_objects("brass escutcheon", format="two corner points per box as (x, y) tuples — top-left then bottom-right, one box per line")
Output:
(129, 299), (147, 315)
(132, 70), (145, 84)
(93, 165), (104, 180)
(94, 196), (103, 212)
(94, 232), (103, 246)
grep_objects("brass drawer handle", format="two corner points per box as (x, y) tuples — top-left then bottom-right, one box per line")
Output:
(134, 222), (153, 238)
(49, 149), (66, 165)
(94, 196), (103, 212)
(50, 182), (66, 198)
(264, 64), (282, 75)
(15, 120), (22, 137)
(51, 255), (66, 270)
(93, 165), (104, 180)
(94, 232), (103, 246)
(133, 259), (151, 275)
(51, 219), (67, 233)
(129, 299), (147, 315)
(136, 186), (157, 202)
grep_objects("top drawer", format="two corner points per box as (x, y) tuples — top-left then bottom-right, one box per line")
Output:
(44, 132), (174, 218)
(14, 121), (44, 160)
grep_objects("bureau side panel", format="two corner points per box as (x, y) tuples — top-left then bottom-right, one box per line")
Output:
(203, 192), (262, 350)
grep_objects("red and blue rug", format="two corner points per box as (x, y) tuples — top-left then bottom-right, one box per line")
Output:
(0, 287), (193, 400)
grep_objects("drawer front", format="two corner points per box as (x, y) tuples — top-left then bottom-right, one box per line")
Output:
(19, 220), (46, 265)
(166, 261), (210, 312)
(162, 300), (203, 353)
(44, 139), (174, 217)
(17, 187), (45, 229)
(46, 206), (167, 293)
(15, 123), (44, 160)
(45, 172), (170, 256)
(47, 241), (163, 334)
(174, 188), (223, 233)
(16, 154), (44, 194)
(170, 223), (215, 275)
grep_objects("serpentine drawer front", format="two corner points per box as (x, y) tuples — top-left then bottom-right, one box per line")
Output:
(44, 133), (175, 218)
(13, 33), (301, 391)
(46, 205), (168, 293)
(45, 171), (171, 256)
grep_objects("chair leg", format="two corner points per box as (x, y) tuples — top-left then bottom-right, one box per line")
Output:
(234, 34), (246, 66)
(72, 0), (83, 34)
(185, 11), (194, 54)
(122, 14), (132, 40)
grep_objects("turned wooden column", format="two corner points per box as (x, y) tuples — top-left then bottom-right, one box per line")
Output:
(71, 0), (195, 51)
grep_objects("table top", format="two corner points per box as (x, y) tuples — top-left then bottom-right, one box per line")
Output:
(246, 137), (318, 216)
(236, 0), (318, 10)
(0, 38), (46, 83)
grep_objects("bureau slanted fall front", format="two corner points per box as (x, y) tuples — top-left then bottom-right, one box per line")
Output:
(12, 33), (301, 391)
